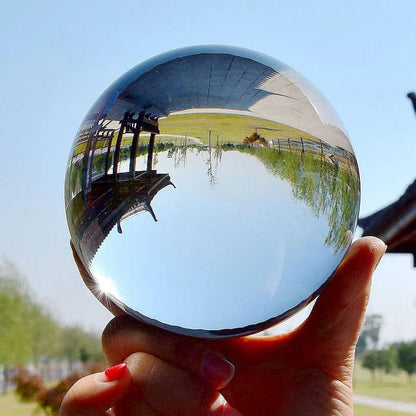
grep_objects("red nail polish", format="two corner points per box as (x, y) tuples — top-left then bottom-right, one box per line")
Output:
(104, 363), (127, 381)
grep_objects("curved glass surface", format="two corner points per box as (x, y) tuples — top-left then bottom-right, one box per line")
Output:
(65, 45), (360, 338)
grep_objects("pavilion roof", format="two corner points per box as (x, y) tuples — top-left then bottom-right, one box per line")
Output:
(358, 179), (416, 266)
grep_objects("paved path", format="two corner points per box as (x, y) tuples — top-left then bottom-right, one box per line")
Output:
(354, 395), (416, 414)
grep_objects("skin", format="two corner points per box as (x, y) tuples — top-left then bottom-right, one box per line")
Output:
(61, 237), (386, 416)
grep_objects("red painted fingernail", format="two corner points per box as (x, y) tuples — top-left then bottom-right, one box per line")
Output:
(104, 363), (128, 381)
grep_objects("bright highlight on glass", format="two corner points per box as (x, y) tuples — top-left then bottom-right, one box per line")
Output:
(65, 45), (360, 338)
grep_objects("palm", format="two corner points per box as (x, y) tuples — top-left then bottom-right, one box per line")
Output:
(216, 330), (353, 415)
(212, 238), (381, 415)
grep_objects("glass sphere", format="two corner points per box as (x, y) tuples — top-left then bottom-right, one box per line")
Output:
(65, 45), (360, 338)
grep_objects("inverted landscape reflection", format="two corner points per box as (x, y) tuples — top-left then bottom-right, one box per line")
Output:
(65, 46), (360, 337)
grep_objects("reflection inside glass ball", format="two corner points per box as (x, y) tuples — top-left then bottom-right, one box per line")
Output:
(65, 45), (360, 338)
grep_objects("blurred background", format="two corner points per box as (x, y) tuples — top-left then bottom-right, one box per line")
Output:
(1, 1), (415, 414)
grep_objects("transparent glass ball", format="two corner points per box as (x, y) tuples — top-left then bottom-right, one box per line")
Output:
(65, 45), (360, 338)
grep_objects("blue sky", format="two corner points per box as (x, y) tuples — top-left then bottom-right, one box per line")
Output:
(1, 0), (415, 343)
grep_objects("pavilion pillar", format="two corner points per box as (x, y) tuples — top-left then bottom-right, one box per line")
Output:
(147, 133), (156, 172)
(130, 111), (144, 177)
(104, 131), (115, 175)
(113, 112), (131, 180)
(81, 125), (95, 196)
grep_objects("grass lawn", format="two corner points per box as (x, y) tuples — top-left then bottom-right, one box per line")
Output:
(0, 390), (38, 416)
(159, 112), (318, 144)
(354, 362), (416, 404)
(1, 387), (415, 416)
(355, 404), (414, 415)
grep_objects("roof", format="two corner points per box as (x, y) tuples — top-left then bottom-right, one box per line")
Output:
(358, 179), (416, 266)
(83, 46), (352, 152)
(359, 92), (416, 266)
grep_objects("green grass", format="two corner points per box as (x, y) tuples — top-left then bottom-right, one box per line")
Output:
(0, 390), (38, 416)
(354, 362), (416, 403)
(159, 112), (318, 144)
(1, 387), (414, 416)
(354, 379), (416, 404)
(355, 404), (413, 416)
(72, 112), (320, 155)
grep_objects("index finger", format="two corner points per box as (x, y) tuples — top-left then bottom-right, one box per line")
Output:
(102, 315), (236, 390)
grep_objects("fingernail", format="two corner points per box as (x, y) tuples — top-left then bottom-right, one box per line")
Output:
(201, 352), (235, 388)
(374, 241), (387, 270)
(104, 363), (128, 381)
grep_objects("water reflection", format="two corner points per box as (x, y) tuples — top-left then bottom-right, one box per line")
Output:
(65, 46), (360, 337)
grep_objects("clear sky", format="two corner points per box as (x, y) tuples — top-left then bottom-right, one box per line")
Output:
(1, 0), (415, 345)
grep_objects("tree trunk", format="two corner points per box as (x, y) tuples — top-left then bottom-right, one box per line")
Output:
(2, 366), (9, 394)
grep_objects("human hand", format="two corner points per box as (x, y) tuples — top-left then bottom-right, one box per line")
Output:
(61, 237), (385, 415)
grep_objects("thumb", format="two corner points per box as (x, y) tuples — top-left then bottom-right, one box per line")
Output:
(299, 236), (386, 358)
(60, 363), (131, 416)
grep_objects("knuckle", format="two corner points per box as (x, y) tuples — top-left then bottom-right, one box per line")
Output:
(125, 352), (222, 416)
(127, 352), (161, 387)
(173, 336), (205, 367)
(101, 315), (144, 360)
(101, 317), (121, 360)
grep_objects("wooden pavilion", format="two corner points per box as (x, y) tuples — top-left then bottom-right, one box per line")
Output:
(358, 179), (416, 266)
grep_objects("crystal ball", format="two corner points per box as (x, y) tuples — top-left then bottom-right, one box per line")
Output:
(65, 45), (360, 338)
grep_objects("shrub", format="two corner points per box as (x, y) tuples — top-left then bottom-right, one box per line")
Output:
(36, 371), (87, 415)
(12, 366), (45, 402)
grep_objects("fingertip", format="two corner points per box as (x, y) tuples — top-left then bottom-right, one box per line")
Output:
(60, 368), (131, 416)
(103, 362), (129, 381)
(345, 236), (386, 270)
(200, 352), (235, 389)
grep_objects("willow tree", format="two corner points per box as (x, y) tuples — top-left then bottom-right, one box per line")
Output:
(0, 274), (33, 392)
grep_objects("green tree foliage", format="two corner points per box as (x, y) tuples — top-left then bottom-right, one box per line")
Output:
(355, 333), (368, 357)
(28, 304), (60, 365)
(362, 314), (383, 350)
(0, 261), (104, 395)
(0, 274), (33, 367)
(163, 139), (359, 253)
(396, 341), (416, 381)
(57, 326), (104, 368)
(362, 349), (395, 379)
(0, 264), (64, 367)
(235, 143), (359, 253)
(357, 314), (384, 356)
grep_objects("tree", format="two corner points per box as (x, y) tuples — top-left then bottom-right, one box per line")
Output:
(361, 314), (383, 350)
(0, 274), (33, 393)
(0, 262), (61, 391)
(362, 349), (395, 379)
(355, 333), (368, 357)
(56, 326), (104, 371)
(27, 303), (60, 366)
(396, 342), (416, 381)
